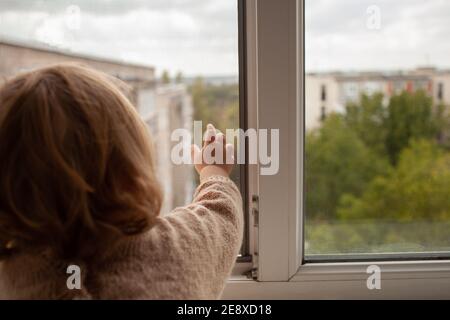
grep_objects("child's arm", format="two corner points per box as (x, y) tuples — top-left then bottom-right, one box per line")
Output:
(91, 124), (243, 299)
(159, 124), (243, 298)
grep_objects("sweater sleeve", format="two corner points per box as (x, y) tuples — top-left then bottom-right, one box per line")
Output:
(84, 175), (244, 300)
(160, 175), (244, 299)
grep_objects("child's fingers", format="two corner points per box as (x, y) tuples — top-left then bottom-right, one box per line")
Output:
(190, 144), (202, 165)
(216, 132), (225, 145)
(225, 143), (235, 164)
(218, 131), (226, 144)
(203, 124), (216, 148)
(214, 133), (226, 163)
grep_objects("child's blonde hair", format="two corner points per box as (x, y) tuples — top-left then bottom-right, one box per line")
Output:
(0, 63), (162, 259)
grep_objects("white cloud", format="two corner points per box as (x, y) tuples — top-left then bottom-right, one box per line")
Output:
(2, 0), (448, 75)
(306, 0), (450, 72)
(0, 0), (238, 76)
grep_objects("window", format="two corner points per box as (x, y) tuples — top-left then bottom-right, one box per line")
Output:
(0, 0), (247, 253)
(438, 82), (444, 101)
(4, 0), (448, 299)
(224, 0), (450, 300)
(304, 0), (450, 261)
(342, 82), (359, 102)
(320, 84), (326, 101)
(320, 106), (326, 122)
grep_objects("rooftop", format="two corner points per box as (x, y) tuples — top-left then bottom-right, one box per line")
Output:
(306, 66), (450, 79)
(0, 35), (155, 73)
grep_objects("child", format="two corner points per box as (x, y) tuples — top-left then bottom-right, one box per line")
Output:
(0, 63), (243, 299)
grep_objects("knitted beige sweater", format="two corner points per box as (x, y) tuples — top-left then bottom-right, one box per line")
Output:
(0, 175), (243, 300)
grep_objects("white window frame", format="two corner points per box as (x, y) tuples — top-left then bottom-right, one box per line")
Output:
(226, 0), (450, 299)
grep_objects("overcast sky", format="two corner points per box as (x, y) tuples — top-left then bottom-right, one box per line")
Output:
(0, 0), (239, 77)
(306, 0), (450, 72)
(1, 0), (450, 76)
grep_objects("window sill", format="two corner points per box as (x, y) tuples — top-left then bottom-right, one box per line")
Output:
(292, 260), (450, 282)
(223, 260), (450, 299)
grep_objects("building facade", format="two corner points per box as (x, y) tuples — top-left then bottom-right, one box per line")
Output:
(0, 37), (194, 213)
(305, 67), (450, 130)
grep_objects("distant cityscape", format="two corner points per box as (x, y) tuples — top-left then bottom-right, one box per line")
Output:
(2, 36), (449, 209)
(184, 75), (239, 87)
(0, 37), (194, 214)
(306, 68), (450, 130)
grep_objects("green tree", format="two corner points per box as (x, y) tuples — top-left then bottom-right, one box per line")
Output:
(306, 114), (389, 220)
(385, 90), (443, 164)
(189, 79), (239, 132)
(344, 93), (387, 156)
(190, 77), (211, 124)
(306, 91), (450, 254)
(338, 139), (450, 222)
(344, 91), (447, 164)
(188, 78), (240, 187)
(161, 70), (171, 84)
(175, 71), (183, 84)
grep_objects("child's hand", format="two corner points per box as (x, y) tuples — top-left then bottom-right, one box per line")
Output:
(191, 124), (235, 180)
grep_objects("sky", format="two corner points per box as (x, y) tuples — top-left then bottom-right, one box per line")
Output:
(0, 0), (239, 77)
(1, 0), (450, 76)
(306, 0), (450, 72)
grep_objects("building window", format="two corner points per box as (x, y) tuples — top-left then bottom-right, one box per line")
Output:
(220, 0), (450, 299)
(305, 0), (450, 262)
(406, 81), (414, 92)
(438, 82), (444, 101)
(320, 106), (326, 121)
(320, 84), (327, 102)
(0, 0), (247, 257)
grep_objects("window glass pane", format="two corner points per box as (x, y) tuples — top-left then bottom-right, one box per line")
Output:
(305, 0), (450, 259)
(0, 0), (240, 215)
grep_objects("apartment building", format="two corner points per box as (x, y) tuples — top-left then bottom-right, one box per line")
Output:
(305, 67), (450, 130)
(0, 37), (193, 212)
(141, 84), (194, 214)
